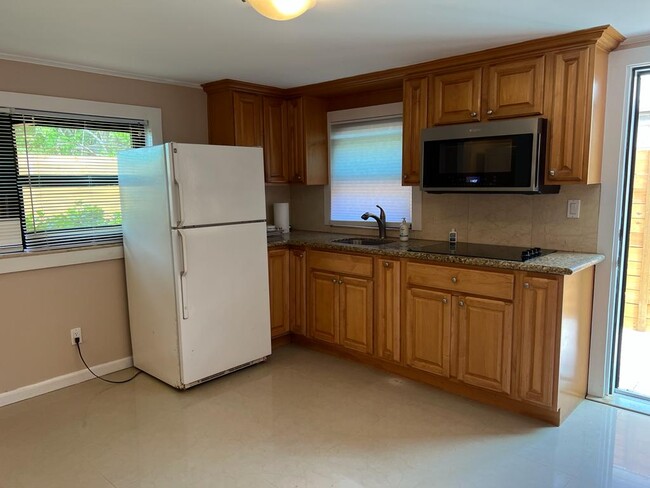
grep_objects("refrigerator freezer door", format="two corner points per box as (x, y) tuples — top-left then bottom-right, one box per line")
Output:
(172, 221), (272, 385)
(169, 143), (266, 227)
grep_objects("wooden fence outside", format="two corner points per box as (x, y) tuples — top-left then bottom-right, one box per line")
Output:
(624, 148), (650, 331)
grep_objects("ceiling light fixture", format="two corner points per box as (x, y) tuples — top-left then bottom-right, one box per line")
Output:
(242, 0), (317, 21)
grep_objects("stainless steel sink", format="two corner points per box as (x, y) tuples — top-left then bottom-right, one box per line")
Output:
(332, 237), (395, 246)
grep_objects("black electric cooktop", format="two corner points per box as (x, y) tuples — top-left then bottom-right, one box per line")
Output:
(409, 241), (556, 262)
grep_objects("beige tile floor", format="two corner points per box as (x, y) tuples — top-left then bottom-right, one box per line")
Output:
(0, 345), (649, 488)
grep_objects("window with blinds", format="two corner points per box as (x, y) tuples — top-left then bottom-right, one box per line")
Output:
(329, 115), (411, 224)
(0, 109), (146, 253)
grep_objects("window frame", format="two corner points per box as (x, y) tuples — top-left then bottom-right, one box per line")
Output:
(324, 102), (422, 231)
(0, 91), (161, 274)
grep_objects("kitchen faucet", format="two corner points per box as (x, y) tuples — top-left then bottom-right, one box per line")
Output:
(361, 205), (387, 239)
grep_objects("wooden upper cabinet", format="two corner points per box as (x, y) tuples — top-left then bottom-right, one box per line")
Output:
(431, 67), (482, 125)
(405, 286), (452, 377)
(375, 258), (401, 363)
(486, 56), (545, 119)
(262, 96), (289, 183)
(402, 76), (428, 185)
(287, 97), (329, 185)
(546, 47), (601, 184)
(518, 276), (560, 408)
(233, 91), (263, 147)
(456, 296), (513, 394)
(268, 248), (290, 338)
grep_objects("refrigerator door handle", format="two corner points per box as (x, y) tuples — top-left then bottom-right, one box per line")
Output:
(172, 157), (185, 227)
(178, 230), (189, 319)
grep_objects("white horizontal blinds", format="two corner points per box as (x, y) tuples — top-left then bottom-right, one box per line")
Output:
(330, 116), (411, 223)
(0, 112), (23, 252)
(12, 111), (146, 250)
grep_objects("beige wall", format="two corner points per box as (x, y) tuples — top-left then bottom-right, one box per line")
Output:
(0, 60), (209, 395)
(290, 184), (600, 252)
(0, 59), (208, 143)
(0, 260), (131, 393)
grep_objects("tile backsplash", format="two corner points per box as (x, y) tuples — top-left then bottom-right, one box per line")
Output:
(270, 184), (600, 253)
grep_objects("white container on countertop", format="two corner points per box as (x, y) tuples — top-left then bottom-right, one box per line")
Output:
(399, 218), (410, 242)
(273, 202), (290, 234)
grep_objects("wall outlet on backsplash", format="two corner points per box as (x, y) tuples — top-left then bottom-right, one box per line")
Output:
(567, 200), (581, 219)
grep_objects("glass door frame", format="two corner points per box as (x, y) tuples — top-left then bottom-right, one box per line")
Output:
(611, 66), (650, 400)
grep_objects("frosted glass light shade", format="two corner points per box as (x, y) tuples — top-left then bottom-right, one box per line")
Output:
(245, 0), (317, 21)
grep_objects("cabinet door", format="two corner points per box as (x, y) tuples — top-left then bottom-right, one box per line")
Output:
(287, 97), (328, 185)
(339, 276), (374, 354)
(309, 270), (339, 344)
(402, 77), (428, 185)
(519, 276), (559, 408)
(289, 249), (307, 336)
(233, 92), (263, 147)
(268, 249), (290, 338)
(405, 287), (452, 377)
(287, 97), (305, 183)
(486, 56), (545, 119)
(431, 67), (482, 125)
(457, 296), (513, 394)
(546, 47), (592, 183)
(375, 258), (401, 362)
(263, 96), (289, 183)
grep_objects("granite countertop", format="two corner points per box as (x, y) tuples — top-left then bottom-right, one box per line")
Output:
(267, 230), (604, 275)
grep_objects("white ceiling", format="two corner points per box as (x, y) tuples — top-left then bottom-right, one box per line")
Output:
(1, 0), (649, 88)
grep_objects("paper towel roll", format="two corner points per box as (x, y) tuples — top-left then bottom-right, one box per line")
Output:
(274, 202), (290, 234)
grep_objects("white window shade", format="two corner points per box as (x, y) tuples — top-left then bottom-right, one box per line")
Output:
(330, 116), (411, 224)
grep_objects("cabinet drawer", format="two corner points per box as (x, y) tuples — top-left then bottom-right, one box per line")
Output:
(308, 250), (373, 278)
(405, 262), (514, 300)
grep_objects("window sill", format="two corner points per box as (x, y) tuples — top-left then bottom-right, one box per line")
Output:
(0, 244), (124, 275)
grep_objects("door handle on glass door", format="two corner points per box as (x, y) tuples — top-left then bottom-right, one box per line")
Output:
(178, 230), (189, 319)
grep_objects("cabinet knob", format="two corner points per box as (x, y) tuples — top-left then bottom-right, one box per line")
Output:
(442, 298), (448, 304)
(338, 280), (344, 285)
(451, 276), (458, 284)
(403, 174), (408, 180)
(332, 279), (338, 284)
(487, 109), (494, 115)
(459, 300), (465, 307)
(523, 282), (530, 289)
(384, 261), (391, 268)
(470, 112), (478, 118)
(297, 175), (303, 181)
(549, 170), (556, 177)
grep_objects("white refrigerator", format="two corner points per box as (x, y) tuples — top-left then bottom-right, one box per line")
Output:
(118, 143), (271, 389)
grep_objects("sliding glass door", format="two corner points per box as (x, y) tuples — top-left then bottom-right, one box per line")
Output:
(616, 67), (650, 401)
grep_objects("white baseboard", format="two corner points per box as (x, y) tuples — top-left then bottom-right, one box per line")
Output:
(0, 356), (134, 408)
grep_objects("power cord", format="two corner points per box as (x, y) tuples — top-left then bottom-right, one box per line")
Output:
(75, 337), (141, 384)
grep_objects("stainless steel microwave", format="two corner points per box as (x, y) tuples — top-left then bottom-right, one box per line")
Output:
(420, 117), (559, 194)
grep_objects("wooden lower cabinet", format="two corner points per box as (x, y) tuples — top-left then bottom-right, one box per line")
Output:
(268, 248), (290, 338)
(310, 270), (339, 344)
(456, 295), (513, 394)
(287, 249), (594, 425)
(405, 287), (452, 377)
(518, 276), (560, 408)
(339, 276), (373, 354)
(375, 258), (401, 362)
(307, 251), (374, 354)
(289, 249), (307, 336)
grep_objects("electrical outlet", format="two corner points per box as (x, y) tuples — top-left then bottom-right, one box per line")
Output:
(567, 199), (581, 219)
(70, 327), (82, 345)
